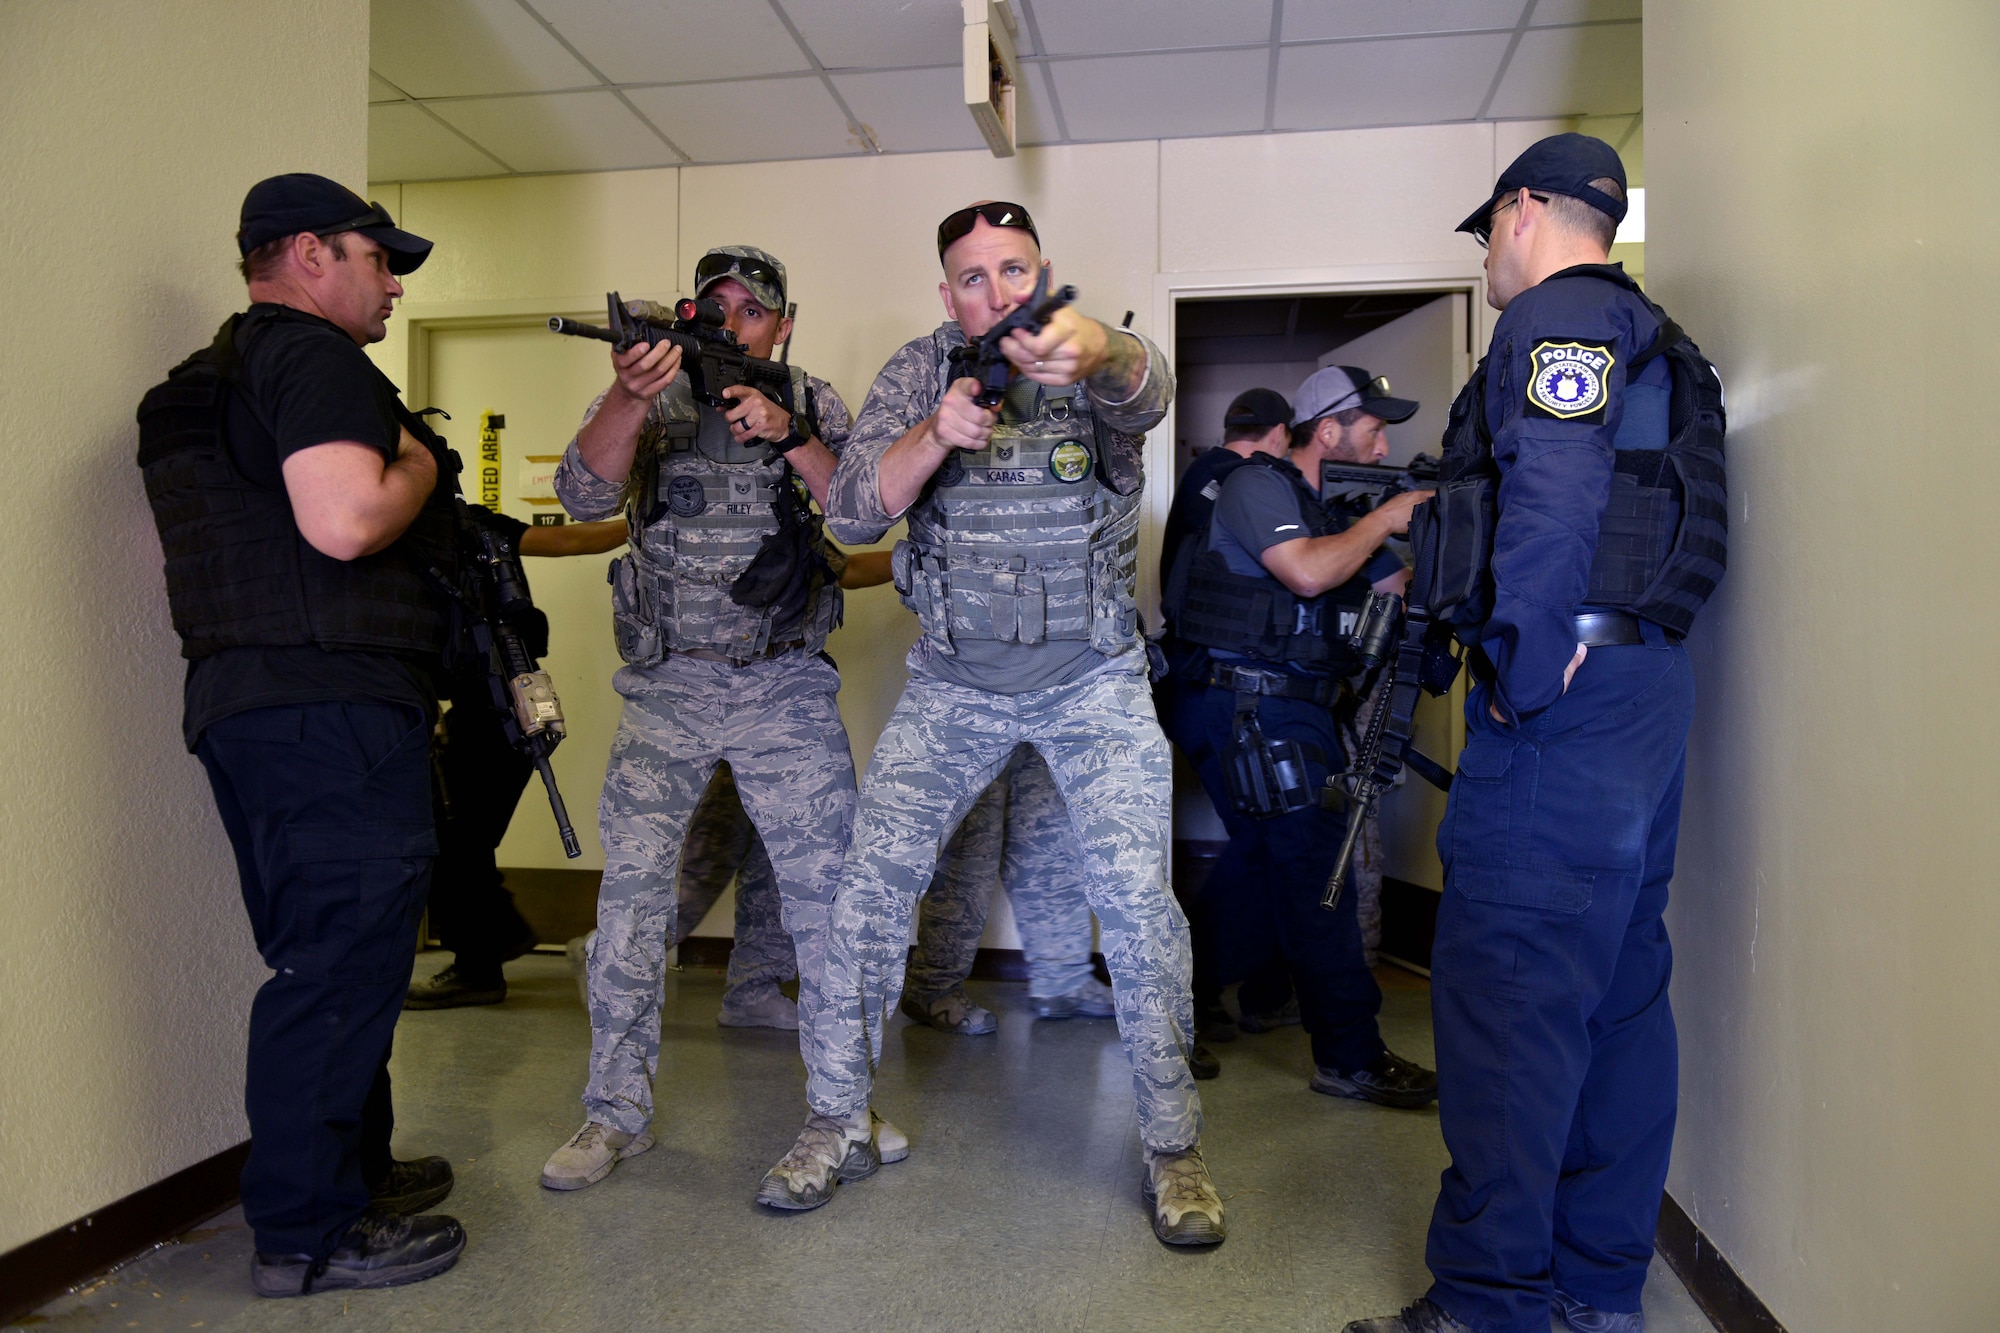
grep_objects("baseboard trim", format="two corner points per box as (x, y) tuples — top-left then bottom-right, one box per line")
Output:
(1656, 1192), (1788, 1333)
(0, 1141), (249, 1325)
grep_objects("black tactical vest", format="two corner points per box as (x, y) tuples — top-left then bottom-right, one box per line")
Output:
(1414, 271), (1727, 637)
(136, 309), (460, 661)
(1163, 452), (1370, 673)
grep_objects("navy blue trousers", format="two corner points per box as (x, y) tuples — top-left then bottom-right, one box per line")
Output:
(197, 701), (437, 1258)
(1159, 678), (1386, 1073)
(430, 683), (535, 971)
(1426, 631), (1690, 1333)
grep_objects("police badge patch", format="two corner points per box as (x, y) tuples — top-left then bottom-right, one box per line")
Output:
(1525, 339), (1616, 423)
(1049, 440), (1092, 483)
(667, 474), (707, 516)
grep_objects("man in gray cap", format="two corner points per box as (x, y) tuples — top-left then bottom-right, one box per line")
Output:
(762, 200), (1224, 1249)
(1157, 363), (1437, 1098)
(541, 245), (908, 1189)
(136, 173), (464, 1295)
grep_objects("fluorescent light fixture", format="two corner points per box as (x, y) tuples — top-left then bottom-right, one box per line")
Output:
(1616, 187), (1645, 244)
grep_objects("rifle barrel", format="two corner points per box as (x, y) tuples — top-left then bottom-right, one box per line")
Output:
(536, 754), (582, 859)
(549, 316), (618, 343)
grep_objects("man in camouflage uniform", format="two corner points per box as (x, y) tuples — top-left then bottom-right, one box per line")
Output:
(540, 246), (904, 1190)
(901, 745), (1113, 1034)
(758, 203), (1224, 1248)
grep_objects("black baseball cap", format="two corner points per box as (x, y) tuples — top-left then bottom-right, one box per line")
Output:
(238, 173), (434, 275)
(1293, 366), (1418, 426)
(1223, 388), (1292, 431)
(1456, 132), (1629, 236)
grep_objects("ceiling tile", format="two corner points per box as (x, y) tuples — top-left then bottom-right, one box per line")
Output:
(529, 0), (809, 85)
(430, 91), (679, 173)
(831, 67), (989, 155)
(784, 0), (969, 69)
(626, 76), (864, 163)
(1049, 49), (1268, 141)
(370, 72), (408, 103)
(1028, 0), (1271, 56)
(1283, 0), (1521, 41)
(1275, 32), (1511, 129)
(370, 0), (594, 98)
(1485, 21), (1641, 119)
(369, 102), (508, 181)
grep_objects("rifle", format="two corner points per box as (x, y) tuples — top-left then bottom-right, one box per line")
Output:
(1319, 452), (1442, 513)
(947, 265), (1079, 407)
(1318, 590), (1458, 910)
(550, 292), (796, 414)
(432, 500), (583, 859)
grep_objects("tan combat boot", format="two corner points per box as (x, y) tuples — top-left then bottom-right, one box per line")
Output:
(1142, 1146), (1226, 1247)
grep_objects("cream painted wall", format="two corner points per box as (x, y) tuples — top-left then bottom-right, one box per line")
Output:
(1648, 4), (2000, 1328)
(0, 0), (369, 1253)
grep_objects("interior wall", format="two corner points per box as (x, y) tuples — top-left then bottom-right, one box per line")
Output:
(1648, 4), (2000, 1328)
(0, 0), (369, 1252)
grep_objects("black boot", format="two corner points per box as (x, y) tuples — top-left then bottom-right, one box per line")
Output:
(251, 1212), (466, 1298)
(369, 1156), (454, 1214)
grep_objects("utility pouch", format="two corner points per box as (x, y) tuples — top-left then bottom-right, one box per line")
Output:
(1422, 474), (1497, 627)
(1221, 701), (1314, 819)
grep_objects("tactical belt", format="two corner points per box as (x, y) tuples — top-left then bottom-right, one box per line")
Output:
(1207, 662), (1337, 707)
(1572, 611), (1649, 647)
(676, 639), (806, 666)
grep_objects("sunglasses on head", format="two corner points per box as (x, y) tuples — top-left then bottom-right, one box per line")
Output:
(1315, 374), (1394, 418)
(694, 252), (784, 306)
(936, 201), (1040, 258)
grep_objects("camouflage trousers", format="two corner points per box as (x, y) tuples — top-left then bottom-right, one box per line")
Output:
(675, 765), (796, 996)
(584, 652), (855, 1135)
(903, 746), (1098, 1004)
(809, 654), (1202, 1155)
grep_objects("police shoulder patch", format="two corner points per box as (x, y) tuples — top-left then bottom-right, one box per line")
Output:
(1049, 440), (1092, 483)
(1525, 339), (1616, 423)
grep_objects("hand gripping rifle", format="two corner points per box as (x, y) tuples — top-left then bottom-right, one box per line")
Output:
(550, 292), (797, 415)
(1318, 452), (1443, 513)
(432, 501), (583, 859)
(946, 265), (1079, 407)
(1318, 589), (1460, 910)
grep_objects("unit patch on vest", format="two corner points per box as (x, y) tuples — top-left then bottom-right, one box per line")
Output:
(667, 475), (707, 517)
(1049, 440), (1092, 484)
(936, 452), (966, 487)
(1525, 339), (1615, 423)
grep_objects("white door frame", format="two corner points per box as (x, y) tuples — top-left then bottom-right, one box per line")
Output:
(1143, 261), (1487, 621)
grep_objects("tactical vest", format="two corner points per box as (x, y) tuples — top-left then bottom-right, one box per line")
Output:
(1415, 271), (1727, 637)
(1163, 452), (1370, 674)
(135, 308), (460, 662)
(606, 366), (840, 665)
(891, 369), (1141, 656)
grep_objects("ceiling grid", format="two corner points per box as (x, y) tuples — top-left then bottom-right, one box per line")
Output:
(367, 0), (1642, 184)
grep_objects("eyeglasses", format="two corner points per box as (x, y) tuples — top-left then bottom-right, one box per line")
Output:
(936, 201), (1040, 258)
(694, 251), (785, 306)
(1471, 191), (1549, 249)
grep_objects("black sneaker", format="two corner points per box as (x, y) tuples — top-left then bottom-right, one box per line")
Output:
(1310, 1050), (1438, 1109)
(1553, 1290), (1645, 1332)
(1188, 1044), (1220, 1080)
(404, 964), (506, 1010)
(369, 1156), (453, 1215)
(251, 1212), (465, 1298)
(1238, 997), (1302, 1033)
(1345, 1298), (1477, 1332)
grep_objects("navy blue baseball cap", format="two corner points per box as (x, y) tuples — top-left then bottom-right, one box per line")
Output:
(1223, 388), (1292, 431)
(238, 173), (434, 274)
(1456, 133), (1628, 236)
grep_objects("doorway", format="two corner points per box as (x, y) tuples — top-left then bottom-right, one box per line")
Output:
(1167, 286), (1473, 971)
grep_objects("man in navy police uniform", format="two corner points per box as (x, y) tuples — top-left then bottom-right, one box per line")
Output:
(1158, 368), (1438, 1103)
(1350, 135), (1721, 1333)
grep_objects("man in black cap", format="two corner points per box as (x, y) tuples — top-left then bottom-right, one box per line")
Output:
(137, 173), (466, 1296)
(1348, 134), (1727, 1333)
(1156, 366), (1437, 1100)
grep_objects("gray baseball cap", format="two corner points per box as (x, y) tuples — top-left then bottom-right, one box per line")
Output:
(1292, 365), (1419, 427)
(694, 245), (786, 310)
